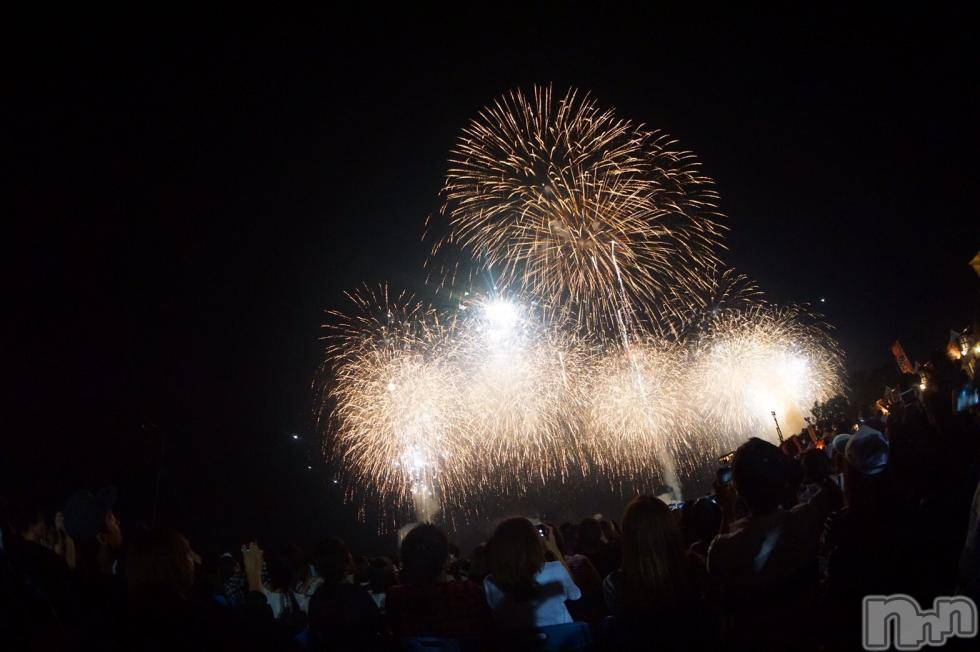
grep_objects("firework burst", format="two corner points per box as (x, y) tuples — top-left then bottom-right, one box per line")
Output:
(321, 286), (469, 520)
(688, 305), (845, 448)
(449, 293), (593, 489)
(586, 337), (695, 497)
(432, 85), (725, 332)
(318, 86), (848, 524)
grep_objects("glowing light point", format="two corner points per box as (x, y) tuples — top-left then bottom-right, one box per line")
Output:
(483, 299), (521, 342)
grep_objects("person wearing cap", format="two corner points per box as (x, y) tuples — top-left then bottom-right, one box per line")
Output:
(61, 488), (125, 649)
(822, 425), (920, 647)
(840, 425), (891, 511)
(63, 487), (123, 578)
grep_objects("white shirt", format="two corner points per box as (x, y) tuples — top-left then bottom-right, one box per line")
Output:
(261, 588), (301, 620)
(483, 561), (581, 629)
(294, 576), (324, 613)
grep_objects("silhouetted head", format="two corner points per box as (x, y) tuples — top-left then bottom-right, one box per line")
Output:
(312, 537), (351, 583)
(733, 437), (789, 515)
(486, 517), (544, 600)
(619, 496), (690, 610)
(400, 523), (450, 585)
(684, 497), (722, 544)
(800, 447), (832, 483)
(578, 517), (602, 552)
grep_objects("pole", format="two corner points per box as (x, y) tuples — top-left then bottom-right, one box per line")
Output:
(771, 411), (785, 444)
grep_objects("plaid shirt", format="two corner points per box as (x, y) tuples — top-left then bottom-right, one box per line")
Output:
(385, 580), (493, 638)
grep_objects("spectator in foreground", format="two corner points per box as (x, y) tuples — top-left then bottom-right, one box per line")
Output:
(577, 517), (619, 577)
(681, 496), (722, 561)
(1, 497), (73, 648)
(385, 523), (493, 639)
(264, 547), (308, 633)
(63, 487), (126, 649)
(216, 551), (246, 607)
(483, 517), (581, 629)
(118, 527), (216, 650)
(64, 488), (123, 579)
(604, 496), (707, 613)
(286, 542), (323, 613)
(467, 543), (489, 584)
(829, 433), (851, 492)
(798, 447), (843, 509)
(603, 496), (718, 649)
(552, 523), (603, 625)
(366, 556), (397, 611)
(708, 438), (836, 650)
(306, 537), (385, 650)
(822, 425), (921, 647)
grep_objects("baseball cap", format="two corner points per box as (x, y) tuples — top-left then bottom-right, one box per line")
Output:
(64, 487), (117, 542)
(845, 426), (889, 476)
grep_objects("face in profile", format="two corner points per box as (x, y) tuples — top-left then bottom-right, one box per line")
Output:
(101, 511), (124, 551)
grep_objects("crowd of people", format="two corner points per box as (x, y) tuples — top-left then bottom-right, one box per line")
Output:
(3, 381), (979, 650)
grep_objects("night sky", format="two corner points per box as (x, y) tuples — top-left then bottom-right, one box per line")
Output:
(7, 7), (978, 554)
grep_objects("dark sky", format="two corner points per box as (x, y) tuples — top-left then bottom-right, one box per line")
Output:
(7, 6), (978, 552)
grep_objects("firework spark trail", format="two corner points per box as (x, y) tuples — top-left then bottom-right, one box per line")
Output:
(454, 293), (594, 491)
(587, 339), (695, 499)
(320, 288), (844, 520)
(321, 286), (471, 520)
(666, 267), (765, 338)
(432, 85), (726, 333)
(320, 87), (847, 523)
(687, 304), (845, 449)
(606, 240), (686, 498)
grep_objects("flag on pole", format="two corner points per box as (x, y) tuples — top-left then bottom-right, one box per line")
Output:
(891, 340), (915, 374)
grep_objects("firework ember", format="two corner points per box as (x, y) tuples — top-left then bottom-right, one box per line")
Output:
(432, 85), (725, 332)
(688, 305), (845, 448)
(321, 286), (467, 521)
(320, 87), (846, 523)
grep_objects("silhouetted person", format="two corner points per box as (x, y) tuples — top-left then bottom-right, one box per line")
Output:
(708, 438), (836, 650)
(63, 487), (125, 650)
(603, 496), (718, 650)
(484, 518), (581, 629)
(306, 537), (385, 650)
(386, 523), (493, 640)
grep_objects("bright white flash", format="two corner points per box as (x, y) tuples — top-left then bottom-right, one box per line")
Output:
(483, 299), (520, 342)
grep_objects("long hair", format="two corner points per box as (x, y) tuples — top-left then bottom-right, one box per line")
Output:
(486, 517), (544, 601)
(126, 528), (195, 599)
(618, 496), (691, 611)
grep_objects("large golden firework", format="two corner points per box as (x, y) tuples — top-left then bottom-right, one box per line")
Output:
(319, 289), (845, 520)
(319, 87), (848, 524)
(454, 294), (594, 490)
(320, 286), (470, 520)
(687, 304), (845, 448)
(432, 85), (725, 332)
(660, 267), (766, 339)
(587, 338), (696, 492)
